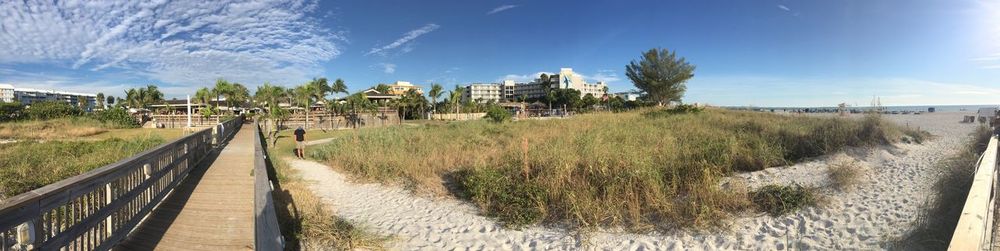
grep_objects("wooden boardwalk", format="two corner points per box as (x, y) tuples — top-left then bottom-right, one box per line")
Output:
(117, 124), (255, 250)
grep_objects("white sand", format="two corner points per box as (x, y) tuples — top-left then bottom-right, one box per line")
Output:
(288, 112), (980, 250)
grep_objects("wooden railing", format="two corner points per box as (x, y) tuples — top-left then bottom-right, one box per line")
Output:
(949, 135), (999, 250)
(0, 117), (242, 250)
(253, 122), (283, 250)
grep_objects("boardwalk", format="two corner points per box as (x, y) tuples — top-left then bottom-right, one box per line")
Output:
(117, 124), (255, 250)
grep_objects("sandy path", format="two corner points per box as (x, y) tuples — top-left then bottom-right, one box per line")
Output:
(289, 112), (979, 250)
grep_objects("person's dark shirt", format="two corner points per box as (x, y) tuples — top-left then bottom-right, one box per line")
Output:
(294, 128), (305, 142)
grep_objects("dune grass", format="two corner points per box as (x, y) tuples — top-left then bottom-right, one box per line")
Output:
(267, 129), (387, 250)
(827, 159), (863, 191)
(892, 125), (992, 250)
(0, 117), (184, 141)
(310, 108), (918, 231)
(0, 136), (166, 198)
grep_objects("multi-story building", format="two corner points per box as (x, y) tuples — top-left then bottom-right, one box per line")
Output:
(463, 83), (503, 103)
(463, 68), (608, 103)
(386, 81), (424, 95)
(9, 86), (97, 110)
(0, 84), (14, 103)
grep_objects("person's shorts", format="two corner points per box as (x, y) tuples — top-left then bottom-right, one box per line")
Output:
(296, 141), (305, 148)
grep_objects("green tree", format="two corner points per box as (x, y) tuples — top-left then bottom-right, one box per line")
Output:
(582, 93), (598, 111)
(448, 85), (463, 114)
(625, 48), (695, 106)
(96, 93), (105, 110)
(212, 78), (232, 114)
(429, 83), (443, 113)
(230, 83), (250, 111)
(374, 84), (391, 94)
(254, 83), (290, 141)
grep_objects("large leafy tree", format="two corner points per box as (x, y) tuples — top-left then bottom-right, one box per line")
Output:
(625, 48), (695, 105)
(96, 93), (105, 110)
(230, 83), (250, 111)
(428, 83), (443, 113)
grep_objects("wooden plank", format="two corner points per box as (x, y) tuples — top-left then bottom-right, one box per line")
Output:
(950, 136), (999, 250)
(253, 123), (284, 250)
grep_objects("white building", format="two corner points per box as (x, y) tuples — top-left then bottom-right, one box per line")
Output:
(552, 68), (607, 98)
(5, 85), (97, 110)
(0, 84), (14, 103)
(463, 83), (503, 103)
(612, 92), (642, 101)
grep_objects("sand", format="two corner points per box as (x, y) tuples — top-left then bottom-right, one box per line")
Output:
(288, 112), (980, 250)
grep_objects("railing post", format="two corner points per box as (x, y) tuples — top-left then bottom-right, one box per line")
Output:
(105, 183), (113, 236)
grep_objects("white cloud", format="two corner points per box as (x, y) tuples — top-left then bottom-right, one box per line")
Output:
(366, 24), (440, 56)
(487, 5), (519, 15)
(579, 70), (622, 83)
(0, 0), (343, 94)
(499, 72), (555, 83)
(378, 63), (397, 74)
(777, 4), (791, 12)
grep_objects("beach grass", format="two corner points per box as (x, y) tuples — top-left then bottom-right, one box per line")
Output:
(0, 117), (185, 141)
(0, 136), (166, 198)
(267, 128), (387, 250)
(892, 125), (992, 249)
(309, 108), (920, 231)
(827, 159), (863, 191)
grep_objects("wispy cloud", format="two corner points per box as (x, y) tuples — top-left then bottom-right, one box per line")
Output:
(487, 5), (519, 15)
(374, 63), (397, 74)
(499, 72), (554, 83)
(366, 24), (440, 56)
(776, 4), (791, 12)
(579, 70), (622, 83)
(0, 0), (344, 92)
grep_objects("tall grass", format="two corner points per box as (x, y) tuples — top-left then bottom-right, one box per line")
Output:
(0, 117), (116, 140)
(311, 109), (917, 231)
(0, 136), (165, 198)
(268, 129), (387, 250)
(892, 125), (992, 250)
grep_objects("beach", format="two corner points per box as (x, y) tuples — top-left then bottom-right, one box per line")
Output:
(288, 111), (979, 250)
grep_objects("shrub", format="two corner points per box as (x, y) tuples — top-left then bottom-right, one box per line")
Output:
(751, 184), (818, 216)
(485, 105), (512, 123)
(24, 101), (82, 120)
(0, 102), (24, 122)
(91, 107), (138, 128)
(827, 160), (862, 190)
(642, 104), (703, 118)
(457, 166), (547, 227)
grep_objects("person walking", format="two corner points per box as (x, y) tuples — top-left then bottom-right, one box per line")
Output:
(294, 126), (306, 159)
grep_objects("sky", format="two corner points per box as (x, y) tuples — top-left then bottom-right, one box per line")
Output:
(0, 0), (998, 107)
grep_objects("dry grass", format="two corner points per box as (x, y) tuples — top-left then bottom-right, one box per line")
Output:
(310, 108), (918, 231)
(0, 136), (166, 198)
(892, 125), (992, 250)
(267, 129), (387, 250)
(827, 159), (863, 191)
(0, 118), (110, 140)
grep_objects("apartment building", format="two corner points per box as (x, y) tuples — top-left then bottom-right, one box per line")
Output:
(462, 68), (608, 103)
(386, 81), (424, 95)
(3, 85), (97, 110)
(0, 84), (14, 103)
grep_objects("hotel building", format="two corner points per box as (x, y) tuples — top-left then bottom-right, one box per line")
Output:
(0, 84), (97, 110)
(385, 81), (424, 95)
(462, 68), (608, 103)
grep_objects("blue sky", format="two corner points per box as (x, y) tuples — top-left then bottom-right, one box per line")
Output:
(0, 0), (997, 106)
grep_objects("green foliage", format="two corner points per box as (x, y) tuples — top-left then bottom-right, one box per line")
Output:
(457, 167), (547, 227)
(0, 101), (24, 122)
(644, 104), (703, 118)
(485, 105), (512, 123)
(751, 185), (818, 216)
(124, 84), (164, 109)
(625, 48), (695, 104)
(25, 101), (82, 120)
(0, 136), (165, 197)
(90, 107), (138, 128)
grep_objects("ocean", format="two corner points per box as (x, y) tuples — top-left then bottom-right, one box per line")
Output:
(742, 105), (1000, 113)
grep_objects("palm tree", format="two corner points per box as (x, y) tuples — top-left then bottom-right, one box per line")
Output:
(143, 85), (164, 108)
(429, 83), (442, 114)
(306, 78), (330, 130)
(449, 85), (463, 114)
(329, 78), (349, 127)
(212, 79), (232, 114)
(230, 83), (250, 112)
(293, 84), (314, 129)
(254, 83), (289, 142)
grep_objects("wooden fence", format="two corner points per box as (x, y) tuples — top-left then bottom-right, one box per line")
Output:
(149, 115), (222, 128)
(253, 122), (283, 249)
(949, 135), (999, 250)
(0, 117), (242, 250)
(281, 111), (400, 129)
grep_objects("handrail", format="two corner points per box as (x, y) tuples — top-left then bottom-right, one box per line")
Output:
(0, 116), (242, 250)
(253, 122), (284, 249)
(949, 135), (999, 251)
